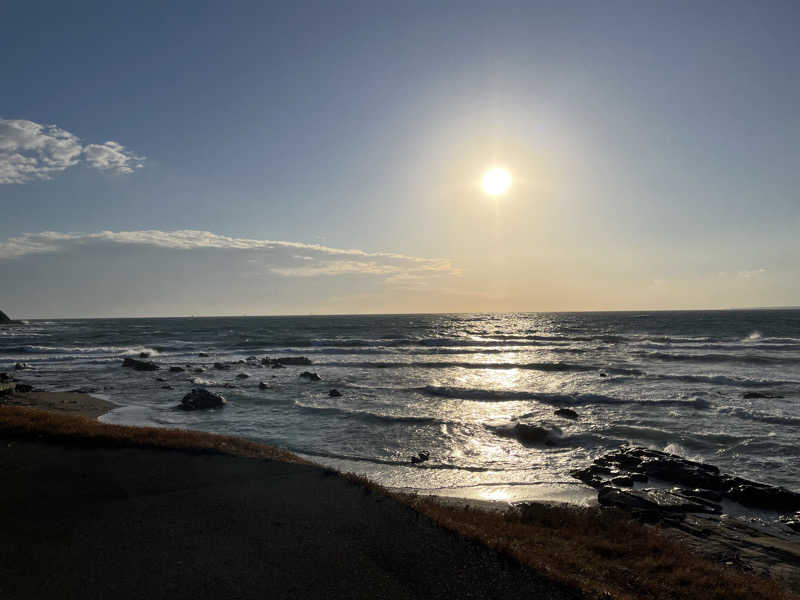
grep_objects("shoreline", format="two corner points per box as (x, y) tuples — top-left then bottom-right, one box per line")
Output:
(1, 394), (799, 597)
(0, 389), (117, 419)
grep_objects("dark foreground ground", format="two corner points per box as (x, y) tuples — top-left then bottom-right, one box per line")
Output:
(0, 438), (583, 600)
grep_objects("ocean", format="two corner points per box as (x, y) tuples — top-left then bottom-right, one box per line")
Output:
(2, 310), (799, 505)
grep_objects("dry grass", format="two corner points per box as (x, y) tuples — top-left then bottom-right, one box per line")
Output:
(340, 473), (797, 600)
(0, 405), (307, 464)
(404, 496), (798, 600)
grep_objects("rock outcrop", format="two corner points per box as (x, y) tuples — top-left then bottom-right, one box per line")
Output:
(179, 388), (226, 410)
(572, 446), (800, 515)
(0, 309), (13, 323)
(554, 408), (579, 420)
(122, 357), (160, 371)
(261, 356), (312, 366)
(299, 371), (321, 381)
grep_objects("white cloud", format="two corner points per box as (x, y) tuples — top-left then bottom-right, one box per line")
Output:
(84, 141), (144, 174)
(0, 119), (145, 183)
(0, 229), (459, 283)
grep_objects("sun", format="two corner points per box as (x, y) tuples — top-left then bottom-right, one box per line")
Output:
(481, 168), (511, 196)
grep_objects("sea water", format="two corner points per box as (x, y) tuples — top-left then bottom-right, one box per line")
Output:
(2, 310), (799, 504)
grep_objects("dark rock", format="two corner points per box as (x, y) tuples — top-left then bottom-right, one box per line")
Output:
(743, 391), (784, 399)
(299, 371), (321, 381)
(271, 363), (285, 369)
(156, 377), (166, 382)
(554, 408), (579, 420)
(722, 476), (800, 511)
(599, 372), (607, 377)
(15, 383), (33, 393)
(258, 381), (268, 390)
(122, 357), (160, 371)
(781, 513), (800, 532)
(199, 352), (209, 357)
(179, 388), (226, 410)
(169, 366), (185, 373)
(598, 487), (720, 514)
(574, 445), (800, 513)
(236, 373), (250, 379)
(328, 389), (341, 397)
(513, 421), (561, 445)
(0, 309), (12, 323)
(161, 385), (174, 390)
(0, 373), (13, 383)
(213, 362), (230, 370)
(139, 352), (151, 358)
(261, 356), (312, 366)
(411, 451), (430, 465)
(14, 362), (31, 371)
(193, 368), (205, 374)
(610, 475), (634, 487)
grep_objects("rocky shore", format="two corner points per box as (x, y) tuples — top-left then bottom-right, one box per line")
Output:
(570, 445), (800, 589)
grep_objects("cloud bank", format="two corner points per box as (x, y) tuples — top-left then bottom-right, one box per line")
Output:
(0, 119), (145, 183)
(0, 229), (459, 281)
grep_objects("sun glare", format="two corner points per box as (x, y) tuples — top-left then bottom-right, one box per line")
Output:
(481, 168), (511, 196)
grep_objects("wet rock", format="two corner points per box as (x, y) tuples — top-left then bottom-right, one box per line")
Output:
(610, 475), (634, 487)
(161, 385), (174, 390)
(156, 377), (166, 382)
(193, 368), (205, 374)
(574, 445), (800, 514)
(199, 352), (209, 357)
(236, 373), (250, 379)
(15, 383), (33, 393)
(554, 408), (579, 420)
(213, 362), (230, 370)
(169, 366), (185, 373)
(271, 363), (285, 369)
(514, 421), (562, 445)
(179, 388), (226, 410)
(743, 391), (784, 399)
(0, 309), (13, 323)
(328, 389), (341, 397)
(411, 451), (430, 465)
(14, 362), (31, 371)
(598, 487), (721, 514)
(261, 356), (313, 366)
(722, 476), (800, 511)
(122, 357), (159, 371)
(139, 351), (151, 358)
(299, 371), (321, 381)
(258, 381), (268, 390)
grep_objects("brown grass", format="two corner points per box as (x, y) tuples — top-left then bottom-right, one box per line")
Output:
(2, 406), (796, 600)
(0, 405), (307, 464)
(339, 474), (797, 600)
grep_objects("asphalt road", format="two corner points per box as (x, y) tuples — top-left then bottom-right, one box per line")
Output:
(0, 438), (584, 600)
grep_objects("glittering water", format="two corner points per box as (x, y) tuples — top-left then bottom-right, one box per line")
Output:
(2, 310), (799, 502)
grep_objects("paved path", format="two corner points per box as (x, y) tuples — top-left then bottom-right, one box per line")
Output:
(0, 438), (583, 600)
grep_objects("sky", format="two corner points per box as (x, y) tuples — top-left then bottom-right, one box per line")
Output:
(1, 0), (798, 317)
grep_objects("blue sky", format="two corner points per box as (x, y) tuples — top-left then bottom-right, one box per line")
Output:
(1, 1), (798, 317)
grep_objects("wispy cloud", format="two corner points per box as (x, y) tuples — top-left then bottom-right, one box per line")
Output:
(0, 230), (459, 283)
(0, 119), (145, 183)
